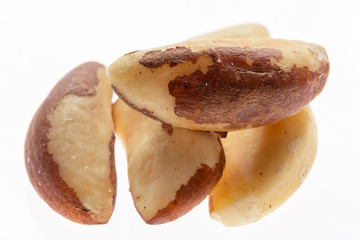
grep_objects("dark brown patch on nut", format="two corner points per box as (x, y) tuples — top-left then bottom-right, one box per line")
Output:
(161, 123), (173, 136)
(215, 132), (228, 138)
(145, 137), (225, 224)
(138, 46), (219, 68)
(24, 62), (113, 224)
(108, 134), (117, 209)
(168, 47), (329, 129)
(53, 62), (100, 97)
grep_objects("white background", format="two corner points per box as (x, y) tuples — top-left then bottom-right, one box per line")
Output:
(1, 0), (359, 239)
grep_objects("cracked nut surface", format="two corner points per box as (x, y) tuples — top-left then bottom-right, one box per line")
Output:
(25, 62), (116, 224)
(108, 38), (329, 131)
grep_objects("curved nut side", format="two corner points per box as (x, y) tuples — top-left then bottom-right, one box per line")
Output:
(108, 39), (329, 131)
(25, 62), (116, 224)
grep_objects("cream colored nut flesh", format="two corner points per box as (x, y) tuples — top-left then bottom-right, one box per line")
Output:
(25, 62), (116, 224)
(108, 39), (329, 132)
(209, 106), (317, 226)
(112, 99), (225, 224)
(190, 24), (270, 40)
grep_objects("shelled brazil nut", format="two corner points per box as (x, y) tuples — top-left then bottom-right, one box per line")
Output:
(107, 38), (329, 132)
(25, 24), (329, 226)
(25, 62), (116, 224)
(112, 99), (225, 224)
(209, 106), (317, 226)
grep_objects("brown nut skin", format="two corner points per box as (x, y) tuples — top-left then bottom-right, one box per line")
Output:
(108, 39), (329, 132)
(25, 62), (116, 224)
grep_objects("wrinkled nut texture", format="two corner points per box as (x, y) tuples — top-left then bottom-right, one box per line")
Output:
(190, 24), (270, 40)
(25, 62), (116, 224)
(108, 39), (329, 131)
(209, 106), (317, 226)
(112, 99), (225, 224)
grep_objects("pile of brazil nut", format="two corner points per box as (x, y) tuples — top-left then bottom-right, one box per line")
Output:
(25, 24), (329, 226)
